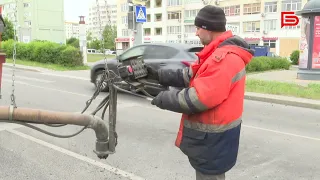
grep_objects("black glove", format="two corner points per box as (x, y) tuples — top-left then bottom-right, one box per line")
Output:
(151, 91), (165, 109)
(146, 65), (159, 81)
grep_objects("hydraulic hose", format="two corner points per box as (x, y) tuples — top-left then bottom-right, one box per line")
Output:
(0, 106), (110, 159)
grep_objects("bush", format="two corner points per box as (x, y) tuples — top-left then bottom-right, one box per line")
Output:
(1, 39), (83, 67)
(246, 56), (291, 73)
(290, 50), (300, 65)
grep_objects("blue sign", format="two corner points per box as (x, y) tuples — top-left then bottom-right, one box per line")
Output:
(135, 5), (147, 23)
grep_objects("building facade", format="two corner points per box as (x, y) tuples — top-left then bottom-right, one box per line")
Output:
(116, 0), (308, 57)
(0, 0), (65, 44)
(65, 21), (80, 39)
(87, 0), (118, 39)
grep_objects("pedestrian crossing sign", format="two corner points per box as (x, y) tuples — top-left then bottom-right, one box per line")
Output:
(135, 5), (147, 23)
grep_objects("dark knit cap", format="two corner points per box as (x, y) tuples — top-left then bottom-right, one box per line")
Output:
(194, 5), (226, 32)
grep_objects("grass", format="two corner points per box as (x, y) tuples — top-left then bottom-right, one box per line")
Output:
(4, 58), (90, 71)
(246, 79), (320, 100)
(87, 54), (116, 62)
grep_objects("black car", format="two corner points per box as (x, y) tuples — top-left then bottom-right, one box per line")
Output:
(90, 43), (203, 96)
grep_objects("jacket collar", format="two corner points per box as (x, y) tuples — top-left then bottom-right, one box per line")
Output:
(196, 30), (234, 62)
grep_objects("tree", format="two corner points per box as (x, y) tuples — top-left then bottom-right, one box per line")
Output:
(66, 37), (79, 48)
(89, 38), (101, 49)
(102, 25), (117, 50)
(2, 17), (14, 41)
(87, 31), (93, 42)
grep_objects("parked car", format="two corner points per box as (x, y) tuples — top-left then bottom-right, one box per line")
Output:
(90, 43), (203, 96)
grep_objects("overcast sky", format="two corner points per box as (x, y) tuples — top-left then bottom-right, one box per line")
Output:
(64, 0), (116, 22)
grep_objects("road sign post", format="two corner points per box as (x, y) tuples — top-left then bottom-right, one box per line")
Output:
(133, 5), (146, 46)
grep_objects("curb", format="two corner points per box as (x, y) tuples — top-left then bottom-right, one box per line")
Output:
(245, 92), (320, 110)
(3, 64), (42, 72)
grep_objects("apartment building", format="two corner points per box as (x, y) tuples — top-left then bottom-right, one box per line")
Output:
(116, 0), (308, 57)
(0, 0), (65, 44)
(65, 21), (80, 39)
(87, 0), (118, 39)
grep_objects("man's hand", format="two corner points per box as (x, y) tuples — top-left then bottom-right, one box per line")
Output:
(151, 91), (164, 109)
(146, 65), (159, 81)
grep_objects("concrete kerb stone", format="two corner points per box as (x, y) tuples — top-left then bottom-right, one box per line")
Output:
(3, 64), (42, 72)
(245, 92), (320, 110)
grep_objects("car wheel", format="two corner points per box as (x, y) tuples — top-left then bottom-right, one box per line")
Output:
(94, 70), (109, 92)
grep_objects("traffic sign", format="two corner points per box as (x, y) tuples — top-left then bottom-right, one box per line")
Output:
(135, 5), (147, 23)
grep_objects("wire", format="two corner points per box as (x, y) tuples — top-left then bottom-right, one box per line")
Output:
(3, 61), (154, 139)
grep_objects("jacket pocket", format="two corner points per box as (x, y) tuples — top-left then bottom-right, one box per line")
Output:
(179, 127), (208, 165)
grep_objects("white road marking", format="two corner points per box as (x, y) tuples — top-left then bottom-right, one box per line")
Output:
(3, 79), (99, 98)
(39, 72), (90, 81)
(243, 124), (320, 141)
(3, 79), (28, 85)
(0, 123), (23, 131)
(6, 129), (146, 180)
(2, 73), (54, 83)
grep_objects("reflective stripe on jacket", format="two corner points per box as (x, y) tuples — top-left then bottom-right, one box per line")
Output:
(173, 31), (254, 175)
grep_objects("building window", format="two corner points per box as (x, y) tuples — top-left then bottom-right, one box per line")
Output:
(185, 25), (196, 33)
(281, 0), (302, 11)
(264, 19), (277, 31)
(144, 28), (151, 36)
(185, 10), (199, 18)
(168, 0), (182, 6)
(263, 40), (276, 48)
(167, 26), (181, 34)
(121, 3), (128, 12)
(122, 29), (128, 36)
(243, 21), (260, 32)
(155, 0), (162, 7)
(167, 11), (181, 20)
(155, 28), (162, 35)
(23, 3), (30, 8)
(121, 16), (128, 24)
(155, 13), (162, 21)
(222, 5), (240, 16)
(24, 21), (31, 26)
(264, 2), (277, 13)
(147, 14), (151, 22)
(243, 3), (261, 15)
(145, 1), (150, 8)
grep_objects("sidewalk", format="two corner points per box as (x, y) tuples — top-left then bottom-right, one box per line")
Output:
(3, 63), (320, 110)
(247, 66), (320, 86)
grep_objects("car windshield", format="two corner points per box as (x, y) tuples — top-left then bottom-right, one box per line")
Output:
(187, 47), (203, 59)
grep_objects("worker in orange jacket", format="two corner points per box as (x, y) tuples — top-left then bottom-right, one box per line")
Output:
(146, 5), (254, 180)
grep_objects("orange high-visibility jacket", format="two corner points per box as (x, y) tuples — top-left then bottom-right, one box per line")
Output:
(155, 30), (254, 175)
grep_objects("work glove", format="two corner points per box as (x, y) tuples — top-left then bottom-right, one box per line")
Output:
(145, 65), (159, 81)
(151, 91), (165, 109)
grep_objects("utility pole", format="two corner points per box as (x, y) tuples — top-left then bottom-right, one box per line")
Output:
(127, 0), (148, 46)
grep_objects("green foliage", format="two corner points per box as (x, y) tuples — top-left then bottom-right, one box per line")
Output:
(290, 50), (300, 65)
(88, 38), (101, 49)
(1, 17), (14, 41)
(246, 56), (292, 72)
(1, 39), (83, 67)
(102, 25), (117, 50)
(66, 37), (80, 48)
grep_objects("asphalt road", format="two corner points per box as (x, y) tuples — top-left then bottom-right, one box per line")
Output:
(0, 67), (320, 180)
